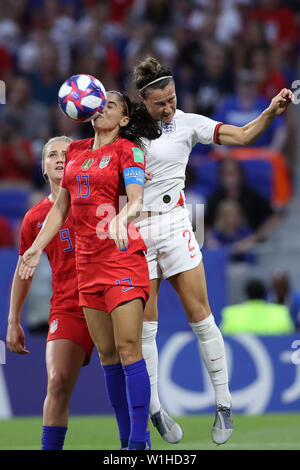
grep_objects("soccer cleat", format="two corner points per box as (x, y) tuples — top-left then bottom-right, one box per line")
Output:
(211, 404), (233, 445)
(151, 407), (183, 444)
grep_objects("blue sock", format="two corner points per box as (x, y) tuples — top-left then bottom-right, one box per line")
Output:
(41, 425), (67, 450)
(103, 363), (130, 449)
(123, 359), (150, 450)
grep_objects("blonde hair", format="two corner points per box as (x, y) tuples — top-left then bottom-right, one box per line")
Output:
(42, 135), (72, 179)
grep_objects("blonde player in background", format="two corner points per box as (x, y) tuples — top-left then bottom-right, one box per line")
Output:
(133, 57), (293, 445)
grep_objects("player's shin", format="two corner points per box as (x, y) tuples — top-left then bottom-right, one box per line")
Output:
(189, 314), (231, 407)
(142, 321), (160, 415)
(102, 363), (131, 449)
(123, 358), (151, 450)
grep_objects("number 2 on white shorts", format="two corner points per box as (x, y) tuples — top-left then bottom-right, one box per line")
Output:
(183, 229), (196, 258)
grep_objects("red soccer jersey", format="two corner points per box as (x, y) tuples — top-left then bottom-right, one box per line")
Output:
(61, 137), (147, 264)
(19, 197), (83, 317)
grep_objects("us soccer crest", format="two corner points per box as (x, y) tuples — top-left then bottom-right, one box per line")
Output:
(81, 158), (94, 170)
(99, 156), (111, 169)
(50, 319), (58, 334)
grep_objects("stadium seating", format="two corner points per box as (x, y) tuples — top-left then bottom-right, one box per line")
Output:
(0, 187), (31, 219)
(192, 148), (291, 207)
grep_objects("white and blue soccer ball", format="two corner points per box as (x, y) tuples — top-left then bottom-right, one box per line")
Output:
(58, 74), (107, 122)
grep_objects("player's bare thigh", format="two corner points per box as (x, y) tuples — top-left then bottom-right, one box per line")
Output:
(46, 338), (86, 380)
(143, 278), (162, 322)
(83, 307), (120, 365)
(168, 260), (212, 323)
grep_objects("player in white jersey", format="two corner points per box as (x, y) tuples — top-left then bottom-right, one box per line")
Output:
(133, 57), (293, 445)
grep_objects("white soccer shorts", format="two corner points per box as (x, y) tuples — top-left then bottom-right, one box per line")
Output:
(136, 205), (202, 280)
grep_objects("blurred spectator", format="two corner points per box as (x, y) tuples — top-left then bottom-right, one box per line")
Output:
(249, 47), (287, 101)
(220, 278), (294, 335)
(0, 76), (51, 141)
(269, 270), (300, 330)
(206, 199), (256, 263)
(109, 0), (135, 23)
(132, 0), (180, 33)
(52, 108), (82, 142)
(204, 159), (280, 245)
(0, 114), (35, 184)
(248, 0), (299, 57)
(196, 41), (234, 116)
(0, 214), (14, 247)
(212, 69), (287, 155)
(0, 45), (13, 81)
(25, 42), (62, 107)
(233, 18), (270, 72)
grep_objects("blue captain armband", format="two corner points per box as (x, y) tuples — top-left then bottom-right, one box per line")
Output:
(123, 167), (145, 187)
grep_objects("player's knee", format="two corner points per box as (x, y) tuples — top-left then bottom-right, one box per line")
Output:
(115, 339), (139, 365)
(185, 299), (211, 323)
(98, 348), (119, 365)
(47, 372), (72, 401)
(96, 341), (119, 365)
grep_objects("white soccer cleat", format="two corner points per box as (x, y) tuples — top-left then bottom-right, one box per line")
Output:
(151, 407), (183, 444)
(211, 404), (233, 445)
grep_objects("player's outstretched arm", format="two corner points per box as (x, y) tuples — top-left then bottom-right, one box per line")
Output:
(218, 88), (293, 146)
(19, 187), (71, 279)
(7, 256), (32, 354)
(109, 183), (144, 251)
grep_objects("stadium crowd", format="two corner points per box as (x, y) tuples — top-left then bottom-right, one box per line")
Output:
(0, 0), (299, 329)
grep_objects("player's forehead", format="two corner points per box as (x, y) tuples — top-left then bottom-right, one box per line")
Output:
(45, 140), (68, 155)
(106, 92), (123, 108)
(145, 82), (176, 104)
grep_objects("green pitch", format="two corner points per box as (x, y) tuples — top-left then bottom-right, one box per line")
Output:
(0, 414), (299, 450)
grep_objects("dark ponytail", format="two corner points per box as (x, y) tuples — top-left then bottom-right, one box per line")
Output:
(111, 92), (161, 150)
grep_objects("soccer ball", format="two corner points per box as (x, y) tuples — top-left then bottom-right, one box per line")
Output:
(58, 74), (107, 122)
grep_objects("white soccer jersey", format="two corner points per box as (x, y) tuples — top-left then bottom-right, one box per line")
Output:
(143, 109), (222, 212)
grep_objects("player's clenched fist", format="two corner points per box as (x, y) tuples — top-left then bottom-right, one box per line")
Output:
(267, 88), (293, 116)
(19, 246), (43, 279)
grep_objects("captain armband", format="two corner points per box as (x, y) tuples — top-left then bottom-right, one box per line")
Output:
(123, 167), (145, 187)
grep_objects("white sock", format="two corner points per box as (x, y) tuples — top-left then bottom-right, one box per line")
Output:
(142, 321), (161, 415)
(189, 314), (231, 408)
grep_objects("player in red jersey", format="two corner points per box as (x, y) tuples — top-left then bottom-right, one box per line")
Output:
(6, 136), (94, 450)
(19, 92), (161, 450)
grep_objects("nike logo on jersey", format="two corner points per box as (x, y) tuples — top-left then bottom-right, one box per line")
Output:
(67, 160), (75, 166)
